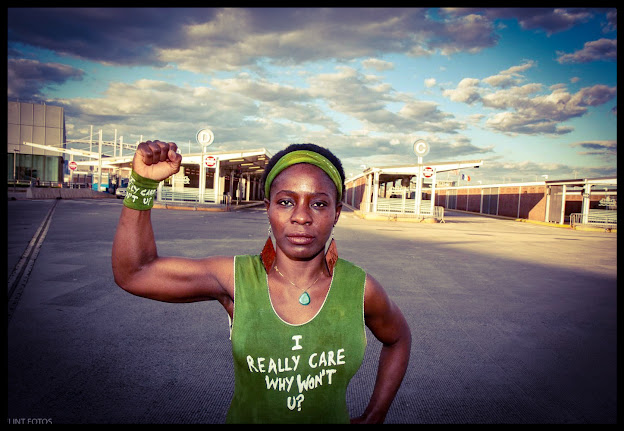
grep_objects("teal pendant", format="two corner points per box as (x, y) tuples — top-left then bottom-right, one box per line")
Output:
(298, 292), (311, 306)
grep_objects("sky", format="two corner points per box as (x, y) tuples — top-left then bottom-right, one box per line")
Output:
(7, 7), (617, 184)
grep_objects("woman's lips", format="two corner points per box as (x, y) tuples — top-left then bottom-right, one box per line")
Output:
(286, 234), (315, 245)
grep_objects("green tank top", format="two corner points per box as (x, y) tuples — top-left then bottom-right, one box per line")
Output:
(226, 255), (367, 424)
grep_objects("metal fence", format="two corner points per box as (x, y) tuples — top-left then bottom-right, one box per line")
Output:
(570, 209), (617, 229)
(158, 187), (217, 203)
(367, 197), (444, 221)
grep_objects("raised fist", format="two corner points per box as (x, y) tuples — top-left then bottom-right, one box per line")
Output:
(132, 140), (183, 182)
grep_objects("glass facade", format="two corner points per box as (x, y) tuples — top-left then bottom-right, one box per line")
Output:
(8, 152), (62, 183)
(7, 101), (64, 184)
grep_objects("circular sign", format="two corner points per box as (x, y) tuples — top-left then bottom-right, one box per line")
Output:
(422, 166), (434, 178)
(204, 155), (217, 168)
(69, 161), (78, 171)
(196, 128), (214, 146)
(413, 139), (429, 157)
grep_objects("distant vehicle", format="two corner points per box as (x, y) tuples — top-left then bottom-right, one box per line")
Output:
(115, 187), (127, 199)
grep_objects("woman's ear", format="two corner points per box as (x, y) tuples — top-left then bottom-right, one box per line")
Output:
(334, 202), (342, 225)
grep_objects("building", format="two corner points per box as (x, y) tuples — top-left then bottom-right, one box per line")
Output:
(345, 158), (616, 229)
(8, 100), (66, 185)
(344, 159), (484, 220)
(7, 100), (271, 203)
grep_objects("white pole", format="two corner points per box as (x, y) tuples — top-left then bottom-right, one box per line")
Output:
(114, 129), (118, 157)
(214, 158), (220, 203)
(199, 147), (206, 203)
(70, 154), (74, 185)
(89, 125), (93, 174)
(431, 168), (437, 215)
(98, 129), (103, 191)
(245, 173), (251, 202)
(415, 156), (423, 215)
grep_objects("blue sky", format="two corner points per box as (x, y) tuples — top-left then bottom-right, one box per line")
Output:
(7, 8), (617, 183)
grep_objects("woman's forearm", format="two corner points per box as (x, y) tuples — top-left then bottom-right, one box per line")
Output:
(357, 326), (411, 423)
(111, 206), (158, 289)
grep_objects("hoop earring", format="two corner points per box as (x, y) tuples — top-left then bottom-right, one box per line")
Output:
(261, 225), (276, 273)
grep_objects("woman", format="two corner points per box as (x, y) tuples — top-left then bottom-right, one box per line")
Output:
(112, 141), (411, 424)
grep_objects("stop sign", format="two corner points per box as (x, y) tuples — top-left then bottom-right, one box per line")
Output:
(422, 166), (434, 178)
(69, 161), (78, 171)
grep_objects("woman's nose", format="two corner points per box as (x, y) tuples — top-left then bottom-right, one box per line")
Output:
(290, 202), (312, 225)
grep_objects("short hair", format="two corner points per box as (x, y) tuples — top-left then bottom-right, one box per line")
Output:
(262, 143), (345, 201)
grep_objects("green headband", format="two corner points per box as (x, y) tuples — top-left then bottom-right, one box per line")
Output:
(264, 150), (343, 201)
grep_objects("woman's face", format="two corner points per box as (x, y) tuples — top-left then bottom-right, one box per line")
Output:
(265, 163), (342, 261)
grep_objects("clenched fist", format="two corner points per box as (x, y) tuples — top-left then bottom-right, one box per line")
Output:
(132, 140), (183, 182)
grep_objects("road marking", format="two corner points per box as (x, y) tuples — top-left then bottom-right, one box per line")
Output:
(7, 200), (58, 324)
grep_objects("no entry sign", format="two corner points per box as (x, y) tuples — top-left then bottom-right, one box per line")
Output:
(422, 166), (434, 178)
(69, 161), (78, 171)
(204, 155), (217, 168)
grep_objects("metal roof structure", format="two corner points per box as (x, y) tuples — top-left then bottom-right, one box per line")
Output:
(347, 159), (484, 184)
(24, 142), (272, 176)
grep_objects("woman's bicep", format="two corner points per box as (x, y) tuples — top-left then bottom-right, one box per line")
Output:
(363, 275), (410, 346)
(117, 255), (234, 304)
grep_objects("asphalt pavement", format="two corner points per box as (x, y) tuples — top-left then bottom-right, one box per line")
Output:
(6, 198), (617, 424)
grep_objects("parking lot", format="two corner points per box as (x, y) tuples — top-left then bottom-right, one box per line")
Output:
(7, 198), (617, 423)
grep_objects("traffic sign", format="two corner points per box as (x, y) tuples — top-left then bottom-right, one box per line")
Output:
(204, 155), (217, 168)
(422, 166), (434, 178)
(413, 139), (429, 157)
(69, 161), (78, 171)
(196, 128), (214, 146)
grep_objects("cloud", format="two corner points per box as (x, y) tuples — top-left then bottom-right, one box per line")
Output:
(477, 156), (617, 182)
(7, 8), (214, 67)
(442, 62), (617, 135)
(339, 133), (495, 175)
(307, 66), (465, 135)
(482, 60), (536, 88)
(6, 8), (514, 73)
(447, 8), (595, 35)
(570, 140), (617, 159)
(362, 58), (394, 71)
(602, 9), (617, 33)
(556, 38), (617, 63)
(443, 78), (481, 104)
(7, 58), (84, 100)
(433, 12), (499, 55)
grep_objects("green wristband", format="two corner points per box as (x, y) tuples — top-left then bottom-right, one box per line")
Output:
(123, 170), (160, 211)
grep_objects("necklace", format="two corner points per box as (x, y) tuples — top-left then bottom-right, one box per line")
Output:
(274, 265), (321, 306)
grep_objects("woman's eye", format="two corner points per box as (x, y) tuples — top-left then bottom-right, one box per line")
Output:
(278, 199), (293, 206)
(312, 201), (328, 208)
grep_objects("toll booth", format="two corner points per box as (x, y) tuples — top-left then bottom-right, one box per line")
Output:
(344, 159), (483, 220)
